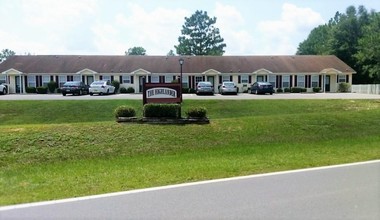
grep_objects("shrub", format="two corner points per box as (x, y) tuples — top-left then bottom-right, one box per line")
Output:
(338, 83), (351, 92)
(119, 87), (128, 93)
(111, 80), (120, 93)
(277, 88), (283, 93)
(313, 87), (321, 93)
(189, 88), (196, 93)
(114, 105), (136, 118)
(291, 87), (303, 93)
(36, 87), (48, 94)
(182, 88), (190, 93)
(144, 103), (181, 118)
(126, 87), (135, 93)
(26, 87), (36, 93)
(284, 88), (291, 93)
(47, 81), (58, 93)
(186, 107), (207, 118)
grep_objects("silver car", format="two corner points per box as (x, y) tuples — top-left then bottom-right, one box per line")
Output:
(196, 81), (214, 95)
(219, 81), (238, 95)
(89, 80), (116, 96)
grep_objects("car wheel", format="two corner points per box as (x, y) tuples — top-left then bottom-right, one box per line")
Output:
(62, 93), (66, 96)
(90, 93), (93, 96)
(107, 89), (109, 94)
(270, 92), (273, 95)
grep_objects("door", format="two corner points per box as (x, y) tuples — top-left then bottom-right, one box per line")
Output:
(139, 76), (145, 93)
(257, 75), (265, 82)
(207, 76), (215, 93)
(325, 75), (330, 92)
(86, 76), (94, 85)
(15, 76), (21, 93)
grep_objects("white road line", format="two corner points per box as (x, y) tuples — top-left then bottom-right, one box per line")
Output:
(1, 159), (379, 211)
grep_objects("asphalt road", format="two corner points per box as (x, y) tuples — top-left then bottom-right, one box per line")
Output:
(1, 160), (379, 220)
(0, 92), (379, 100)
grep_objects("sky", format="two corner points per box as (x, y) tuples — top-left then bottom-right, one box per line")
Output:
(0, 0), (379, 56)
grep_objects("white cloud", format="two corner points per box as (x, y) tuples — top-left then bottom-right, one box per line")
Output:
(256, 3), (324, 55)
(112, 3), (188, 55)
(214, 3), (255, 55)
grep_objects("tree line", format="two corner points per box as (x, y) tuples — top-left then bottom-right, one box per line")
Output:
(297, 5), (380, 84)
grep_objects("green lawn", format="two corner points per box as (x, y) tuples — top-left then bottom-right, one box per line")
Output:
(1, 99), (380, 205)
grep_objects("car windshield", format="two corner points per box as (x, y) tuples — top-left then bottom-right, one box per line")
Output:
(224, 82), (235, 87)
(92, 82), (105, 85)
(199, 82), (211, 87)
(64, 82), (79, 86)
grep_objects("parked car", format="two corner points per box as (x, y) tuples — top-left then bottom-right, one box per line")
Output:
(219, 81), (238, 95)
(61, 81), (89, 96)
(196, 81), (214, 95)
(250, 82), (274, 95)
(89, 80), (116, 95)
(0, 83), (8, 95)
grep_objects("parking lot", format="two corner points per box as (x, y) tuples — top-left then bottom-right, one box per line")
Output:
(0, 92), (379, 100)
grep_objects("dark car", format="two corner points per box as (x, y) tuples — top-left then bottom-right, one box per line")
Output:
(61, 81), (89, 96)
(250, 82), (274, 95)
(196, 81), (214, 95)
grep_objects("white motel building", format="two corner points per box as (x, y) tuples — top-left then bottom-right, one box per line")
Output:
(0, 55), (355, 94)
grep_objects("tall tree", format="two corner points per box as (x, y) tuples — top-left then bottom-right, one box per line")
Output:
(0, 49), (16, 62)
(355, 11), (380, 83)
(175, 10), (226, 56)
(296, 24), (331, 55)
(125, 47), (146, 55)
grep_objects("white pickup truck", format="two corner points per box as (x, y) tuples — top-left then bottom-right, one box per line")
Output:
(0, 84), (8, 95)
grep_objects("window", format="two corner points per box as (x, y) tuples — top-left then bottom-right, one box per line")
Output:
(312, 75), (319, 88)
(59, 75), (67, 87)
(182, 76), (188, 88)
(165, 75), (174, 83)
(42, 76), (50, 86)
(27, 75), (36, 87)
(282, 75), (290, 88)
(195, 76), (203, 85)
(269, 75), (276, 87)
(151, 75), (159, 83)
(241, 75), (249, 84)
(122, 75), (131, 84)
(102, 75), (111, 82)
(0, 75), (6, 84)
(222, 75), (230, 82)
(297, 75), (305, 88)
(338, 75), (346, 83)
(73, 75), (81, 82)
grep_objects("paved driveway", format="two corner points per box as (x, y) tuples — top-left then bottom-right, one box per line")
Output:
(0, 92), (379, 100)
(1, 161), (379, 220)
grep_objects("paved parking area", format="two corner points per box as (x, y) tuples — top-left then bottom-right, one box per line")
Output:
(0, 93), (379, 100)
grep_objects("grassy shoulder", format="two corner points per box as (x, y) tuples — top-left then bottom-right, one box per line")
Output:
(1, 99), (380, 205)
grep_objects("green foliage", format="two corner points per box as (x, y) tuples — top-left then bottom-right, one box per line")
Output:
(125, 46), (146, 55)
(111, 80), (120, 93)
(296, 5), (379, 84)
(36, 87), (48, 94)
(114, 105), (136, 118)
(277, 88), (283, 93)
(47, 81), (58, 93)
(26, 87), (36, 93)
(0, 48), (15, 62)
(126, 87), (135, 93)
(119, 87), (128, 93)
(144, 103), (181, 118)
(338, 82), (351, 92)
(313, 87), (321, 93)
(175, 10), (226, 55)
(291, 87), (307, 93)
(185, 107), (207, 118)
(284, 88), (291, 93)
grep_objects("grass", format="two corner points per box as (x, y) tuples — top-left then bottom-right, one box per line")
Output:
(1, 99), (380, 205)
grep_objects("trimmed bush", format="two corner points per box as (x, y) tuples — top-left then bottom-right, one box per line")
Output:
(277, 88), (283, 93)
(186, 107), (207, 118)
(111, 80), (120, 93)
(338, 83), (351, 92)
(26, 87), (36, 93)
(119, 87), (128, 93)
(36, 87), (48, 94)
(47, 81), (58, 93)
(284, 88), (291, 93)
(114, 105), (136, 118)
(313, 87), (321, 93)
(126, 87), (135, 93)
(182, 87), (190, 93)
(144, 103), (181, 118)
(291, 87), (305, 93)
(189, 88), (196, 94)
